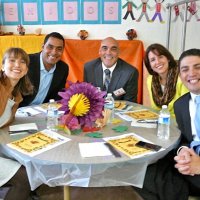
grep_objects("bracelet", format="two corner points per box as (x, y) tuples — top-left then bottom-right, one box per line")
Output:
(177, 146), (189, 155)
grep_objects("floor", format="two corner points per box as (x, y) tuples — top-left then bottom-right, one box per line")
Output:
(37, 185), (143, 200)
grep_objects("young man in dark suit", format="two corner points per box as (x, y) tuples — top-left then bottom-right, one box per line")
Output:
(20, 32), (69, 107)
(174, 48), (200, 196)
(84, 37), (138, 102)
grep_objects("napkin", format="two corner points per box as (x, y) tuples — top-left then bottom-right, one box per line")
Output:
(9, 123), (38, 133)
(16, 107), (41, 117)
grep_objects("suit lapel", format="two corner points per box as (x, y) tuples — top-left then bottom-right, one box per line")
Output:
(47, 65), (60, 96)
(95, 62), (104, 89)
(183, 93), (193, 140)
(108, 63), (121, 92)
(30, 54), (41, 91)
(183, 93), (193, 141)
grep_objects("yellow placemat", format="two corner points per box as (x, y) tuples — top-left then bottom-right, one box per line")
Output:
(107, 135), (150, 158)
(8, 132), (58, 153)
(114, 101), (126, 110)
(7, 130), (70, 156)
(123, 110), (158, 120)
(40, 102), (62, 110)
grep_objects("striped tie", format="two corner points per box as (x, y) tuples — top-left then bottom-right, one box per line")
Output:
(104, 69), (111, 91)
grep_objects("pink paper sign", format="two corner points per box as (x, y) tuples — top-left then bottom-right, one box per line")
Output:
(104, 2), (119, 21)
(63, 2), (78, 20)
(4, 3), (19, 22)
(43, 2), (58, 21)
(23, 3), (38, 21)
(83, 2), (98, 21)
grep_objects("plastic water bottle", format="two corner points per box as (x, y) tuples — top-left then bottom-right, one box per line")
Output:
(157, 105), (170, 140)
(104, 93), (115, 123)
(46, 99), (58, 131)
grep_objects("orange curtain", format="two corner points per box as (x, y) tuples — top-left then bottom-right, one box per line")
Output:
(62, 39), (144, 103)
(0, 35), (144, 103)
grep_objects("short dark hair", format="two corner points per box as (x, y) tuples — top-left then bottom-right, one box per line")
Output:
(44, 32), (65, 47)
(178, 48), (200, 68)
(144, 43), (177, 75)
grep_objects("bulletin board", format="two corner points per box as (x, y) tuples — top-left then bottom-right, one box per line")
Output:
(0, 0), (121, 25)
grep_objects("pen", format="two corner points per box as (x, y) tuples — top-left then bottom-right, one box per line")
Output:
(137, 119), (158, 124)
(8, 129), (37, 134)
(104, 143), (121, 158)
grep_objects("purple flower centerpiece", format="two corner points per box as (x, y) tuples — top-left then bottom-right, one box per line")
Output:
(58, 82), (106, 130)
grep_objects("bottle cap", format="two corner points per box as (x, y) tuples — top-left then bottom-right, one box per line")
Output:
(162, 105), (167, 109)
(107, 93), (112, 97)
(49, 99), (55, 103)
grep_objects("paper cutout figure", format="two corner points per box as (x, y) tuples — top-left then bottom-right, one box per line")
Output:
(122, 0), (137, 20)
(86, 132), (103, 138)
(82, 126), (100, 132)
(150, 0), (166, 23)
(173, 0), (184, 22)
(137, 0), (151, 22)
(187, 0), (200, 22)
(112, 118), (122, 124)
(112, 125), (128, 133)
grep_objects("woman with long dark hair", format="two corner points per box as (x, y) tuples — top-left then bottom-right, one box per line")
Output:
(144, 43), (188, 116)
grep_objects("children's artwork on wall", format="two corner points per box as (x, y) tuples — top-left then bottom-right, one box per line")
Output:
(61, 0), (80, 24)
(122, 0), (137, 20)
(81, 0), (100, 24)
(1, 0), (122, 25)
(172, 0), (184, 22)
(22, 0), (40, 25)
(187, 0), (200, 22)
(136, 0), (151, 22)
(41, 0), (60, 24)
(150, 0), (166, 23)
(102, 0), (121, 24)
(2, 0), (20, 25)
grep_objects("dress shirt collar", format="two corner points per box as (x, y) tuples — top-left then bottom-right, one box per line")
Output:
(102, 62), (117, 76)
(190, 92), (200, 103)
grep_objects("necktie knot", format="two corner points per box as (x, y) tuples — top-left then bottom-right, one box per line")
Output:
(196, 96), (200, 104)
(104, 69), (110, 76)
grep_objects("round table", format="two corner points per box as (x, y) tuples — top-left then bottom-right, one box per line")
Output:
(0, 103), (181, 200)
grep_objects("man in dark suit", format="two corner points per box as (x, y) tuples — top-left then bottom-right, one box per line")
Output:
(20, 32), (69, 107)
(174, 48), (200, 196)
(84, 37), (138, 102)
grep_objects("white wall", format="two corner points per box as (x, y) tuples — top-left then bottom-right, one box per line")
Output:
(2, 0), (200, 58)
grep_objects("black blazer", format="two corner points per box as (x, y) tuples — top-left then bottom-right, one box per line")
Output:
(20, 53), (69, 107)
(174, 92), (193, 146)
(84, 58), (138, 102)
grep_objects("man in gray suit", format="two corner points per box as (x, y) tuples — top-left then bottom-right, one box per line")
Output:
(84, 37), (138, 102)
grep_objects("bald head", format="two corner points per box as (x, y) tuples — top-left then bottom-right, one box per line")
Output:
(99, 37), (120, 68)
